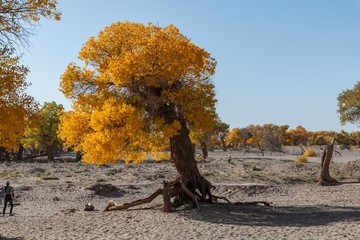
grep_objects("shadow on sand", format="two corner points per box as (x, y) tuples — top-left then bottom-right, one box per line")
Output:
(177, 203), (360, 227)
(0, 237), (24, 240)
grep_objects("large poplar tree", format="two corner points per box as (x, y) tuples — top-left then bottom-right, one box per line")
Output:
(59, 22), (218, 211)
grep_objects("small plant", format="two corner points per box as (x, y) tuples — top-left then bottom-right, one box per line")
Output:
(41, 176), (59, 180)
(251, 164), (261, 171)
(39, 171), (59, 180)
(304, 149), (317, 157)
(104, 169), (121, 176)
(296, 155), (308, 164)
(203, 172), (215, 177)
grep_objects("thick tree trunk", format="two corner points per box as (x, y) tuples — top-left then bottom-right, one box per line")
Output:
(169, 123), (214, 207)
(106, 121), (215, 213)
(319, 139), (337, 185)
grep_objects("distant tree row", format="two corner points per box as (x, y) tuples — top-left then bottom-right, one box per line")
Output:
(191, 121), (360, 158)
(2, 105), (360, 161)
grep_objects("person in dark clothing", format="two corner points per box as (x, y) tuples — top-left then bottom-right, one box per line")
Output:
(3, 181), (15, 216)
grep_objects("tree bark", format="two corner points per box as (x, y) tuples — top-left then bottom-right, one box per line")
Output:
(169, 122), (214, 207)
(319, 139), (337, 185)
(106, 119), (215, 212)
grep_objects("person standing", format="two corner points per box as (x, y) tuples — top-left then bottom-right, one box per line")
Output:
(3, 181), (15, 216)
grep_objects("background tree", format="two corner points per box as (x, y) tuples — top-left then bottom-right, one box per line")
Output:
(224, 128), (242, 148)
(189, 130), (211, 159)
(334, 130), (351, 149)
(0, 0), (61, 49)
(0, 48), (37, 160)
(59, 22), (218, 211)
(338, 81), (360, 126)
(245, 124), (283, 155)
(0, 0), (60, 160)
(349, 131), (360, 147)
(213, 118), (230, 151)
(190, 117), (229, 159)
(22, 101), (64, 161)
(286, 125), (309, 147)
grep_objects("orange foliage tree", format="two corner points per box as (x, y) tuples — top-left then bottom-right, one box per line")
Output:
(0, 49), (37, 159)
(246, 124), (284, 155)
(59, 22), (218, 211)
(286, 125), (309, 146)
(0, 0), (60, 160)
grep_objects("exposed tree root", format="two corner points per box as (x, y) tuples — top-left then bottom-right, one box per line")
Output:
(212, 194), (231, 204)
(105, 188), (163, 211)
(318, 179), (340, 186)
(104, 178), (272, 212)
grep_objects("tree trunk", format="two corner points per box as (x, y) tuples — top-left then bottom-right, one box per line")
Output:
(76, 151), (82, 161)
(106, 120), (215, 213)
(169, 123), (213, 208)
(319, 139), (337, 185)
(0, 147), (5, 161)
(47, 145), (54, 162)
(200, 140), (208, 159)
(17, 144), (24, 161)
(221, 140), (227, 152)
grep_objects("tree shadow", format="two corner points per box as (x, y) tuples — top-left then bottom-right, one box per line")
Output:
(176, 203), (360, 227)
(320, 181), (360, 186)
(0, 237), (24, 240)
(85, 183), (126, 198)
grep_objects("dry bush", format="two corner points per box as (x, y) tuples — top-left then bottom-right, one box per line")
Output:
(296, 155), (308, 164)
(304, 149), (317, 157)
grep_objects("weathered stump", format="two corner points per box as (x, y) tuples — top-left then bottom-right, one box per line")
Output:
(319, 139), (338, 185)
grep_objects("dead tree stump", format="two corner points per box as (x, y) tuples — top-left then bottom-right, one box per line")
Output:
(319, 139), (338, 185)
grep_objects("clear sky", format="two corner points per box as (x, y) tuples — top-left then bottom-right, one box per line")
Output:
(22, 0), (360, 132)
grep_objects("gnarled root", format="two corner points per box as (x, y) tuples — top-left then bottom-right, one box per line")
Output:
(104, 177), (271, 212)
(104, 176), (216, 212)
(105, 188), (163, 211)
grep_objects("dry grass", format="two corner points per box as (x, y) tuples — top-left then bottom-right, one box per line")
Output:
(296, 155), (308, 164)
(304, 149), (317, 157)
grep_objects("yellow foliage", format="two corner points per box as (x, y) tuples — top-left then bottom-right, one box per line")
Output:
(304, 149), (317, 157)
(59, 22), (217, 164)
(0, 49), (38, 149)
(296, 155), (308, 164)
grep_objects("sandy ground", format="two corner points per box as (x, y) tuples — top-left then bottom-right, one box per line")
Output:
(1, 147), (360, 240)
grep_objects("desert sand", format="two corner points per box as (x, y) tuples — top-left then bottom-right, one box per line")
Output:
(1, 146), (360, 240)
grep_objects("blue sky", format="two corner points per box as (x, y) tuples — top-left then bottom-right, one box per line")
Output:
(22, 0), (360, 132)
